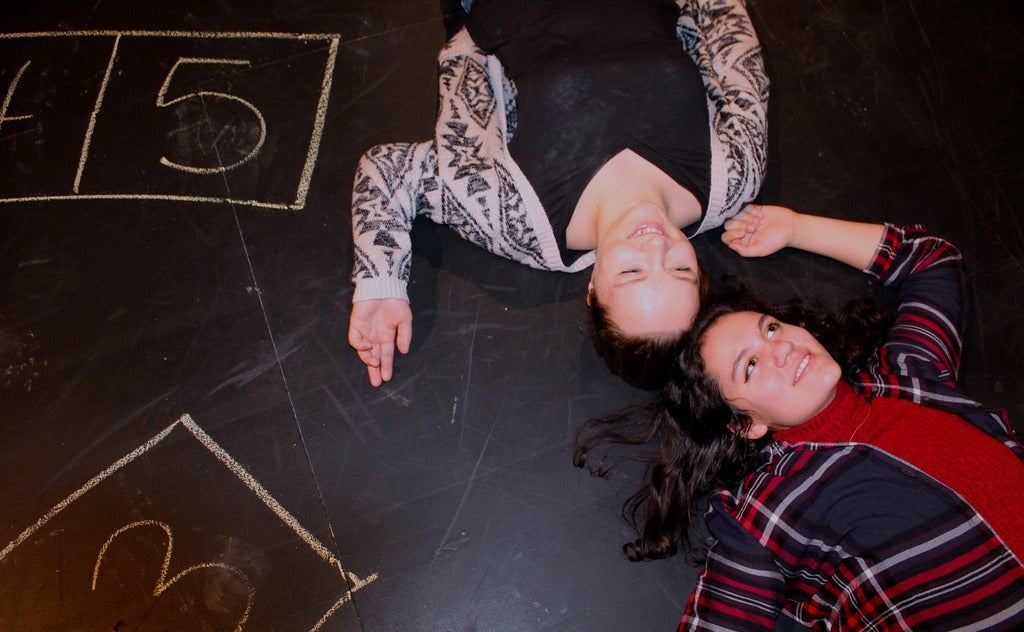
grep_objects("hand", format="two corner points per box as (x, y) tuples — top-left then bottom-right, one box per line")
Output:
(348, 299), (413, 387)
(721, 204), (798, 257)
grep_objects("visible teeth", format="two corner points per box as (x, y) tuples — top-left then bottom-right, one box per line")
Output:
(632, 227), (663, 237)
(795, 355), (809, 383)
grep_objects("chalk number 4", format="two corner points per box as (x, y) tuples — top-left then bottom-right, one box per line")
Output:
(156, 57), (267, 175)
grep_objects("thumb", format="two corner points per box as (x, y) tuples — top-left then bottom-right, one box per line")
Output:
(396, 321), (412, 354)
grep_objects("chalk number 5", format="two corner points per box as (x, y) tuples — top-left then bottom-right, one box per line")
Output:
(156, 57), (266, 174)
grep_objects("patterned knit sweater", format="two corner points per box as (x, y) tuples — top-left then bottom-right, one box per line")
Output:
(350, 0), (770, 302)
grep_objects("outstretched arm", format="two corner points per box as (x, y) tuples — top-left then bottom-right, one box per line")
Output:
(722, 204), (885, 270)
(350, 141), (439, 386)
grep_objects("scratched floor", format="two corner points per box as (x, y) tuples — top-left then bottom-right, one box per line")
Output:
(1, 1), (1021, 630)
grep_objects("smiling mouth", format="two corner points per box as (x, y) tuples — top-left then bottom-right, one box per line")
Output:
(629, 223), (666, 239)
(794, 354), (810, 384)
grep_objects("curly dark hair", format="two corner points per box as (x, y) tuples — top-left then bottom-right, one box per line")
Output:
(575, 282), (891, 564)
(586, 260), (711, 391)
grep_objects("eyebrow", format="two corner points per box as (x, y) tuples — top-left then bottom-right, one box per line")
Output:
(612, 275), (647, 288)
(730, 314), (770, 383)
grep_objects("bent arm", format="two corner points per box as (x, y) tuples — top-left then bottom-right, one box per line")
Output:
(864, 224), (967, 386)
(723, 204), (885, 270)
(724, 209), (969, 385)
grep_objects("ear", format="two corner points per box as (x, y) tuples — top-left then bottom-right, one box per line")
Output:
(585, 281), (595, 306)
(739, 422), (769, 441)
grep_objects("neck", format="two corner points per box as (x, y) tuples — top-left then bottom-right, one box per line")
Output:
(567, 149), (702, 250)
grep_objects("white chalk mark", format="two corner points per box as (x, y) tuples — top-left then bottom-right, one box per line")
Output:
(176, 415), (337, 565)
(91, 520), (256, 632)
(310, 564), (380, 632)
(0, 419), (178, 563)
(0, 193), (298, 209)
(0, 60), (34, 133)
(1, 31), (337, 210)
(72, 34), (120, 193)
(291, 36), (339, 209)
(158, 563), (253, 631)
(92, 520), (173, 591)
(0, 414), (377, 630)
(156, 58), (267, 174)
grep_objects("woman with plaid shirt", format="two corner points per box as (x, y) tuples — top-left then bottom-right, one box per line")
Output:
(577, 205), (1024, 630)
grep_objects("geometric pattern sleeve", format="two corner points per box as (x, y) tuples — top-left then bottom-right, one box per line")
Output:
(350, 141), (439, 302)
(676, 0), (770, 232)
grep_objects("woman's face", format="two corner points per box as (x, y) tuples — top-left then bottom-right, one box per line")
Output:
(589, 203), (702, 336)
(700, 311), (842, 438)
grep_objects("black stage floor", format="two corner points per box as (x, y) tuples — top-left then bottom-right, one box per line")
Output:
(2, 1), (1021, 630)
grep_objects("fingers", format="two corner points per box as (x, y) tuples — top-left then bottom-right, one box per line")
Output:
(366, 364), (383, 387)
(377, 341), (396, 383)
(357, 344), (386, 387)
(721, 225), (755, 245)
(396, 320), (412, 354)
(348, 326), (371, 351)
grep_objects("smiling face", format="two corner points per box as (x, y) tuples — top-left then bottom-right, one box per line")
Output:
(589, 203), (702, 336)
(700, 311), (843, 438)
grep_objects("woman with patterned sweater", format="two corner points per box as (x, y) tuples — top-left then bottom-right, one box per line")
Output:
(575, 206), (1024, 629)
(348, 0), (773, 387)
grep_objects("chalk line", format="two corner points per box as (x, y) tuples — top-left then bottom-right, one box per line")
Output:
(72, 33), (120, 193)
(0, 418), (179, 563)
(1, 413), (377, 591)
(0, 61), (34, 132)
(291, 36), (339, 210)
(0, 30), (340, 41)
(0, 193), (297, 210)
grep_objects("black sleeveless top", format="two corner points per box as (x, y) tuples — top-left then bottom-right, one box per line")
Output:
(465, 0), (711, 263)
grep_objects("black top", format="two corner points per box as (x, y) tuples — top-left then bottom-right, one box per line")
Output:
(465, 0), (711, 263)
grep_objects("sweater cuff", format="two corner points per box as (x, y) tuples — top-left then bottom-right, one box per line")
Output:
(352, 277), (409, 303)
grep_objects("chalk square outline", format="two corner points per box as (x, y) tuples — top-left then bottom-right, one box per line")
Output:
(0, 413), (377, 632)
(0, 30), (340, 210)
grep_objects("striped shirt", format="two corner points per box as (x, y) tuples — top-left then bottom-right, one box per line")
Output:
(681, 225), (1024, 631)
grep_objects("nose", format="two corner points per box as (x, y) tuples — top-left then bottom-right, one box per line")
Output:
(638, 235), (668, 261)
(771, 339), (794, 367)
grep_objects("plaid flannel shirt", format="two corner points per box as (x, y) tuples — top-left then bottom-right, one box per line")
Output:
(681, 225), (1024, 631)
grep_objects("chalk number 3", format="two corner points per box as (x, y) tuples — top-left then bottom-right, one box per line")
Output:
(156, 57), (267, 175)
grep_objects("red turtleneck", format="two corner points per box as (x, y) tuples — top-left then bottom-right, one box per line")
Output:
(775, 381), (1024, 562)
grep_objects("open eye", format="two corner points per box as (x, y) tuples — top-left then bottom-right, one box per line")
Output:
(744, 357), (758, 381)
(765, 321), (780, 340)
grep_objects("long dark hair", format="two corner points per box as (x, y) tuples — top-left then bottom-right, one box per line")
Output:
(574, 282), (891, 563)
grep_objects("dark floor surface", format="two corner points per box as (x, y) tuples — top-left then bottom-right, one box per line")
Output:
(1, 1), (1021, 630)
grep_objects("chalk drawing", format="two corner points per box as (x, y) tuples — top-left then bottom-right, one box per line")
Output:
(0, 60), (33, 133)
(156, 57), (266, 174)
(72, 33), (120, 193)
(0, 413), (377, 631)
(0, 31), (340, 210)
(93, 520), (255, 632)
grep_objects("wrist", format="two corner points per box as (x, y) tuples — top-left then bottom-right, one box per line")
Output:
(785, 209), (805, 249)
